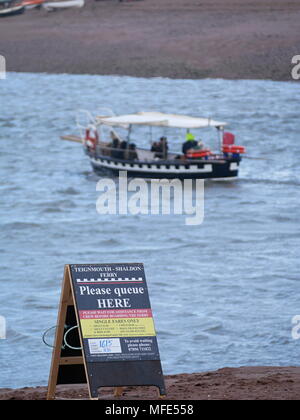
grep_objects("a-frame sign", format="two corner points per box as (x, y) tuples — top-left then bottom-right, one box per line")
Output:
(47, 264), (166, 400)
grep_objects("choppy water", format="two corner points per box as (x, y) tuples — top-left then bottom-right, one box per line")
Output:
(0, 73), (299, 389)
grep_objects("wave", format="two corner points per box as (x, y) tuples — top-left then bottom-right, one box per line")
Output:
(0, 221), (42, 230)
(57, 187), (80, 195)
(240, 177), (300, 187)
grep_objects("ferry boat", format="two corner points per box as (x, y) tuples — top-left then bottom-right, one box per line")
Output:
(62, 111), (246, 180)
(21, 0), (45, 9)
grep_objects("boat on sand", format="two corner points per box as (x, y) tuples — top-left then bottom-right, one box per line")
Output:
(0, 0), (25, 16)
(42, 0), (84, 11)
(62, 110), (246, 180)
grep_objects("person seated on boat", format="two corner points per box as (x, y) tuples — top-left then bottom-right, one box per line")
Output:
(105, 133), (116, 156)
(160, 136), (169, 159)
(111, 137), (123, 159)
(120, 140), (129, 159)
(128, 143), (138, 161)
(151, 141), (161, 157)
(151, 136), (168, 159)
(182, 133), (198, 155)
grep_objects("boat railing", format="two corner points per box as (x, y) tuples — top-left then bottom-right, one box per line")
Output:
(90, 143), (232, 165)
(94, 143), (174, 160)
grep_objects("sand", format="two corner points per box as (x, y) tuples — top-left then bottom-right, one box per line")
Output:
(1, 367), (300, 400)
(0, 0), (299, 80)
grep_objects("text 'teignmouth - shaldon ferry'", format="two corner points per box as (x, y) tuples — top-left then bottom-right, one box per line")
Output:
(62, 111), (246, 180)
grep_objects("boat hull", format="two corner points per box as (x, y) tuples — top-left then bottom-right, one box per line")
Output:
(0, 5), (25, 16)
(42, 0), (84, 10)
(89, 155), (240, 180)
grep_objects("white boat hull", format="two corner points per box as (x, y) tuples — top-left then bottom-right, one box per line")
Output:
(43, 0), (84, 10)
(0, 4), (25, 16)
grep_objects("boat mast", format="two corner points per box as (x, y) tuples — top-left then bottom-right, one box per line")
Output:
(127, 124), (132, 143)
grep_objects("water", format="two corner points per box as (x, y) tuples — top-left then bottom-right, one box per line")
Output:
(0, 73), (299, 388)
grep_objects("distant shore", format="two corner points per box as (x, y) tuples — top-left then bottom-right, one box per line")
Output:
(1, 367), (300, 400)
(0, 0), (299, 81)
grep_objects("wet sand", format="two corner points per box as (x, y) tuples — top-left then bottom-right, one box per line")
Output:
(1, 367), (300, 400)
(0, 0), (299, 80)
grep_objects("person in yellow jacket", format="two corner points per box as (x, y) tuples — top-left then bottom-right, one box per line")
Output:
(182, 132), (198, 155)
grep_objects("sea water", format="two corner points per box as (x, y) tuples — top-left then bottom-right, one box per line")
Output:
(0, 73), (299, 388)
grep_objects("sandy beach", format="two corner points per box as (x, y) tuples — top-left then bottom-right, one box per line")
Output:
(1, 367), (300, 400)
(0, 0), (299, 80)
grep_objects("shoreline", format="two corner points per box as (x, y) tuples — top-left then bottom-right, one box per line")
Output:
(0, 0), (299, 81)
(5, 71), (298, 84)
(1, 366), (300, 400)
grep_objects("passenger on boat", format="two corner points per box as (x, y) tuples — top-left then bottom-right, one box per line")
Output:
(128, 143), (138, 161)
(151, 141), (160, 156)
(111, 138), (123, 159)
(120, 140), (128, 159)
(161, 137), (169, 159)
(182, 133), (198, 155)
(105, 134), (116, 156)
(151, 136), (168, 159)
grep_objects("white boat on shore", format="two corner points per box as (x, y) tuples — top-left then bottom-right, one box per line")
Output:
(43, 0), (84, 11)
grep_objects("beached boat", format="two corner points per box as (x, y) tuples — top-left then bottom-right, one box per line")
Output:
(42, 0), (84, 10)
(21, 0), (44, 9)
(62, 111), (246, 180)
(0, 0), (25, 16)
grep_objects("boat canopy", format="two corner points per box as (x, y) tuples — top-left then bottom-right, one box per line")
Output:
(95, 112), (227, 129)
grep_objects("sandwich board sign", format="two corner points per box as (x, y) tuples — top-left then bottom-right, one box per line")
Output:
(47, 263), (165, 400)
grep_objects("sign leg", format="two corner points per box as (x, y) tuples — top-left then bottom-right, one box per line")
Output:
(47, 267), (76, 400)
